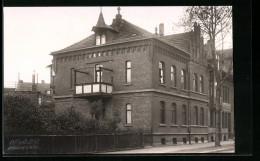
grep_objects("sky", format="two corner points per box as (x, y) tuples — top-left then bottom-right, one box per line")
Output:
(3, 6), (232, 87)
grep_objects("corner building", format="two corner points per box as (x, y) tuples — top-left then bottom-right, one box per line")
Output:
(50, 8), (220, 145)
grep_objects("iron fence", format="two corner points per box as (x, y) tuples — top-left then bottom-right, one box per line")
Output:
(4, 132), (145, 155)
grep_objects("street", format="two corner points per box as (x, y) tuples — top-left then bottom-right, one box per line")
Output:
(101, 140), (235, 154)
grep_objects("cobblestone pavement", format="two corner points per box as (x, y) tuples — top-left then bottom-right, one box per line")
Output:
(101, 141), (235, 154)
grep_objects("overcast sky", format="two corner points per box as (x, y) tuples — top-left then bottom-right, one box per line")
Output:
(4, 6), (232, 87)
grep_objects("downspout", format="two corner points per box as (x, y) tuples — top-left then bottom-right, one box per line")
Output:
(187, 56), (191, 144)
(150, 39), (155, 146)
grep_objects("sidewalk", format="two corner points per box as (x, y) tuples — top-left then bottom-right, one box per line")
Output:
(101, 141), (234, 154)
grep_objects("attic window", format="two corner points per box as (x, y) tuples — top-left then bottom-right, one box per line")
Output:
(96, 34), (106, 45)
(132, 34), (137, 36)
(96, 35), (100, 45)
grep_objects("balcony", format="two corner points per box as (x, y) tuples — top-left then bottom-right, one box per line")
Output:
(74, 82), (113, 98)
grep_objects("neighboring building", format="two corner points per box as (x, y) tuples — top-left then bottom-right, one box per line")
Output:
(207, 47), (234, 142)
(49, 7), (234, 145)
(4, 73), (53, 105)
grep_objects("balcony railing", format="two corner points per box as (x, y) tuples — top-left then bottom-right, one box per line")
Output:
(75, 82), (113, 97)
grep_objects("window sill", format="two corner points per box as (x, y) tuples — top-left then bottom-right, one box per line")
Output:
(159, 124), (167, 127)
(190, 90), (206, 96)
(181, 125), (189, 127)
(170, 86), (177, 90)
(124, 124), (132, 127)
(171, 125), (178, 127)
(124, 83), (133, 86)
(190, 125), (208, 128)
(159, 84), (166, 87)
(181, 89), (188, 92)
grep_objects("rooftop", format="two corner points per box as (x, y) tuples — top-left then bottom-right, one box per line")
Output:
(51, 8), (194, 56)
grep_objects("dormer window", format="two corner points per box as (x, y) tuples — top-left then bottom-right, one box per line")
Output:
(96, 34), (106, 45)
(101, 35), (106, 44)
(96, 35), (100, 45)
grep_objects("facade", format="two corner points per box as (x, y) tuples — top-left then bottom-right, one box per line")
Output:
(207, 48), (234, 142)
(49, 8), (233, 145)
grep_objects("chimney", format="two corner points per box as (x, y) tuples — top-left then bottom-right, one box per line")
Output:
(37, 73), (38, 84)
(18, 72), (20, 82)
(32, 71), (35, 84)
(155, 27), (158, 36)
(32, 71), (37, 92)
(41, 80), (45, 84)
(159, 23), (164, 37)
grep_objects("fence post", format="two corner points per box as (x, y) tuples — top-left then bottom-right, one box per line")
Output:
(113, 133), (116, 151)
(74, 136), (77, 153)
(141, 132), (144, 148)
(95, 135), (98, 153)
(52, 136), (55, 154)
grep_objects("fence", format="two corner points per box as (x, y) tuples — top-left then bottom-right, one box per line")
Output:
(4, 132), (145, 155)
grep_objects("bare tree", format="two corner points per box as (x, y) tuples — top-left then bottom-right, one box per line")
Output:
(182, 6), (232, 146)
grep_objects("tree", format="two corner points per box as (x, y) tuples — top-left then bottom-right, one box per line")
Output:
(90, 99), (105, 120)
(182, 6), (232, 146)
(4, 95), (46, 135)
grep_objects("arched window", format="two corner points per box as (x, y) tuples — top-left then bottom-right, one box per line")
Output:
(160, 101), (165, 124)
(171, 103), (177, 124)
(200, 108), (204, 125)
(101, 35), (106, 44)
(199, 75), (204, 93)
(181, 69), (186, 89)
(193, 73), (198, 91)
(159, 61), (165, 84)
(194, 106), (198, 125)
(96, 35), (100, 45)
(182, 105), (187, 125)
(171, 66), (177, 87)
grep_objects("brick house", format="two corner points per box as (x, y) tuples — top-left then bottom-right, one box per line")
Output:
(49, 7), (233, 145)
(207, 48), (234, 142)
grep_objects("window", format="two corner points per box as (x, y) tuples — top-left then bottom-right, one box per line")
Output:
(194, 106), (198, 125)
(200, 108), (204, 125)
(38, 97), (42, 105)
(70, 68), (74, 89)
(101, 35), (106, 44)
(222, 112), (225, 127)
(126, 104), (131, 124)
(223, 86), (230, 103)
(181, 69), (186, 89)
(225, 112), (228, 128)
(159, 61), (165, 84)
(171, 103), (177, 124)
(182, 105), (187, 125)
(199, 75), (204, 93)
(126, 61), (131, 83)
(171, 66), (177, 87)
(193, 73), (198, 91)
(95, 64), (103, 82)
(160, 101), (165, 124)
(96, 35), (100, 45)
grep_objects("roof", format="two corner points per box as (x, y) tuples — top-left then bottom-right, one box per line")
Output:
(51, 18), (156, 54)
(51, 12), (192, 55)
(216, 48), (233, 58)
(16, 81), (50, 93)
(159, 32), (192, 53)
